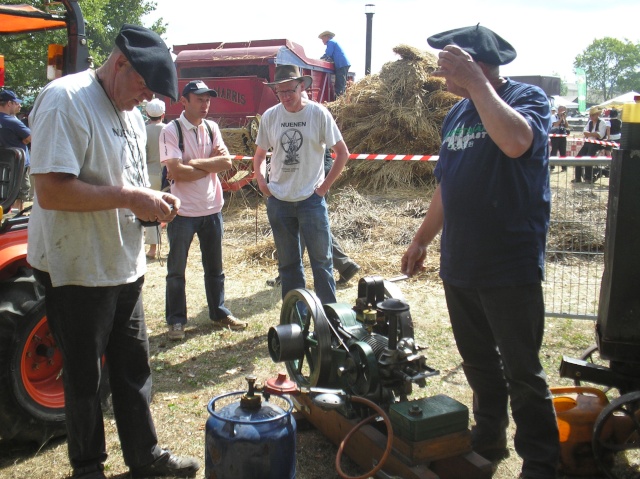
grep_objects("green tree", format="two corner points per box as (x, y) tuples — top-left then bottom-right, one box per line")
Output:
(0, 0), (165, 103)
(574, 37), (640, 101)
(616, 70), (640, 95)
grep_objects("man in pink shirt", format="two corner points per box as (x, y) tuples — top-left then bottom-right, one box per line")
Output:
(160, 80), (247, 340)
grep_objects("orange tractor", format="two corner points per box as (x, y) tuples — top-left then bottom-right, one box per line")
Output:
(0, 0), (91, 445)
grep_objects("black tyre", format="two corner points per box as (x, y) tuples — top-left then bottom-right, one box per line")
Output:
(0, 267), (66, 445)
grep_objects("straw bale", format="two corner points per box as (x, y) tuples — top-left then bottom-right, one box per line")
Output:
(327, 44), (460, 190)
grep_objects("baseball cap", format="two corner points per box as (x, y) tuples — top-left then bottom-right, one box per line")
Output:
(427, 24), (517, 66)
(182, 80), (217, 97)
(145, 98), (165, 117)
(115, 24), (178, 101)
(0, 89), (22, 103)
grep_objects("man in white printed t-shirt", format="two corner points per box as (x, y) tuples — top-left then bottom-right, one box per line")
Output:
(253, 65), (350, 304)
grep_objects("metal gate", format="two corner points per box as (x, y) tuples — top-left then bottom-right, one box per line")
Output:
(544, 158), (611, 319)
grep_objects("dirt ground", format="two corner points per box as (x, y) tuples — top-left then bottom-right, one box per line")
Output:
(0, 185), (626, 479)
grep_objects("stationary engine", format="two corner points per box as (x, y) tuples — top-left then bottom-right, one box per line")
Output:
(268, 276), (438, 409)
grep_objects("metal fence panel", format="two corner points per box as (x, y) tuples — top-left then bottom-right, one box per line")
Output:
(544, 158), (611, 319)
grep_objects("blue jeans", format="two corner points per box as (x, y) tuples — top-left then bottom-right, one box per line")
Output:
(33, 269), (162, 472)
(267, 194), (336, 304)
(443, 282), (559, 479)
(166, 213), (230, 325)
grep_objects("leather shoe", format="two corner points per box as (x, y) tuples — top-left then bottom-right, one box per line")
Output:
(337, 262), (361, 285)
(474, 444), (510, 462)
(471, 427), (509, 463)
(130, 450), (200, 478)
(71, 464), (106, 479)
(266, 275), (281, 287)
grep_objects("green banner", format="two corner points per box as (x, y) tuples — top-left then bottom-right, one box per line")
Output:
(575, 67), (587, 113)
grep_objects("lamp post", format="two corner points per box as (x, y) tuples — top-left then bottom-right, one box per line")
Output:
(365, 4), (375, 75)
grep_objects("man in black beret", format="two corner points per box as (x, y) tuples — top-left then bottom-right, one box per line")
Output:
(402, 25), (559, 479)
(27, 24), (198, 478)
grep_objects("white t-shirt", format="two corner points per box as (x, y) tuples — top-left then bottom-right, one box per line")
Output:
(27, 70), (148, 287)
(257, 101), (342, 202)
(159, 112), (225, 217)
(584, 118), (608, 140)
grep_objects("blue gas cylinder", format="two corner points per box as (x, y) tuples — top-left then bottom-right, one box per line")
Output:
(205, 377), (296, 479)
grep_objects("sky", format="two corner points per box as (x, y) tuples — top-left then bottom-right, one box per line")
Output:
(144, 0), (639, 86)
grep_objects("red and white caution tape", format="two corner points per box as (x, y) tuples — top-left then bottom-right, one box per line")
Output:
(584, 138), (619, 147)
(232, 154), (439, 162)
(548, 134), (569, 137)
(347, 153), (438, 161)
(552, 156), (610, 160)
(232, 154), (610, 161)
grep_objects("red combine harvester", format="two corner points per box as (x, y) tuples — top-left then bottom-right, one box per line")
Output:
(161, 39), (339, 191)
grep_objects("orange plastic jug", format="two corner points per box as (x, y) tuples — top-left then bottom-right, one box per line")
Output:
(551, 386), (609, 476)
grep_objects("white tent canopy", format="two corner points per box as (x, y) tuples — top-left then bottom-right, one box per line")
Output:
(550, 95), (578, 109)
(597, 91), (640, 108)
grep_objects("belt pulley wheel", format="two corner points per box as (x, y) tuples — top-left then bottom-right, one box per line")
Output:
(280, 289), (332, 388)
(345, 341), (379, 396)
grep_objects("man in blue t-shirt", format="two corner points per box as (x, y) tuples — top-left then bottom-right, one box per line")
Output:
(0, 89), (31, 210)
(401, 25), (559, 479)
(319, 31), (351, 96)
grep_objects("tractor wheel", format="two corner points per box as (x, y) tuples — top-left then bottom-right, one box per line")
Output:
(0, 267), (66, 445)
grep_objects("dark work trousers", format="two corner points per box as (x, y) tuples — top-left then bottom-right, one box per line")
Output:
(443, 282), (560, 479)
(549, 137), (567, 171)
(334, 65), (350, 96)
(575, 143), (602, 182)
(550, 136), (567, 157)
(329, 234), (353, 274)
(34, 270), (161, 473)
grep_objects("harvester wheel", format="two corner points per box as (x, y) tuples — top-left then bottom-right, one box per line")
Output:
(0, 267), (66, 445)
(247, 114), (260, 142)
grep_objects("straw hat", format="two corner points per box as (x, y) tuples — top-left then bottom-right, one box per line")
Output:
(266, 65), (312, 90)
(318, 31), (335, 39)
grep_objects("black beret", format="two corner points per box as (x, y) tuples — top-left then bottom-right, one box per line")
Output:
(427, 24), (517, 66)
(115, 24), (178, 101)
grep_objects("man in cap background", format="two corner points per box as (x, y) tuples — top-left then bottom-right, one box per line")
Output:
(160, 80), (246, 341)
(144, 98), (166, 259)
(28, 24), (198, 478)
(319, 31), (351, 96)
(401, 25), (559, 479)
(0, 88), (31, 211)
(253, 64), (350, 305)
(549, 105), (569, 171)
